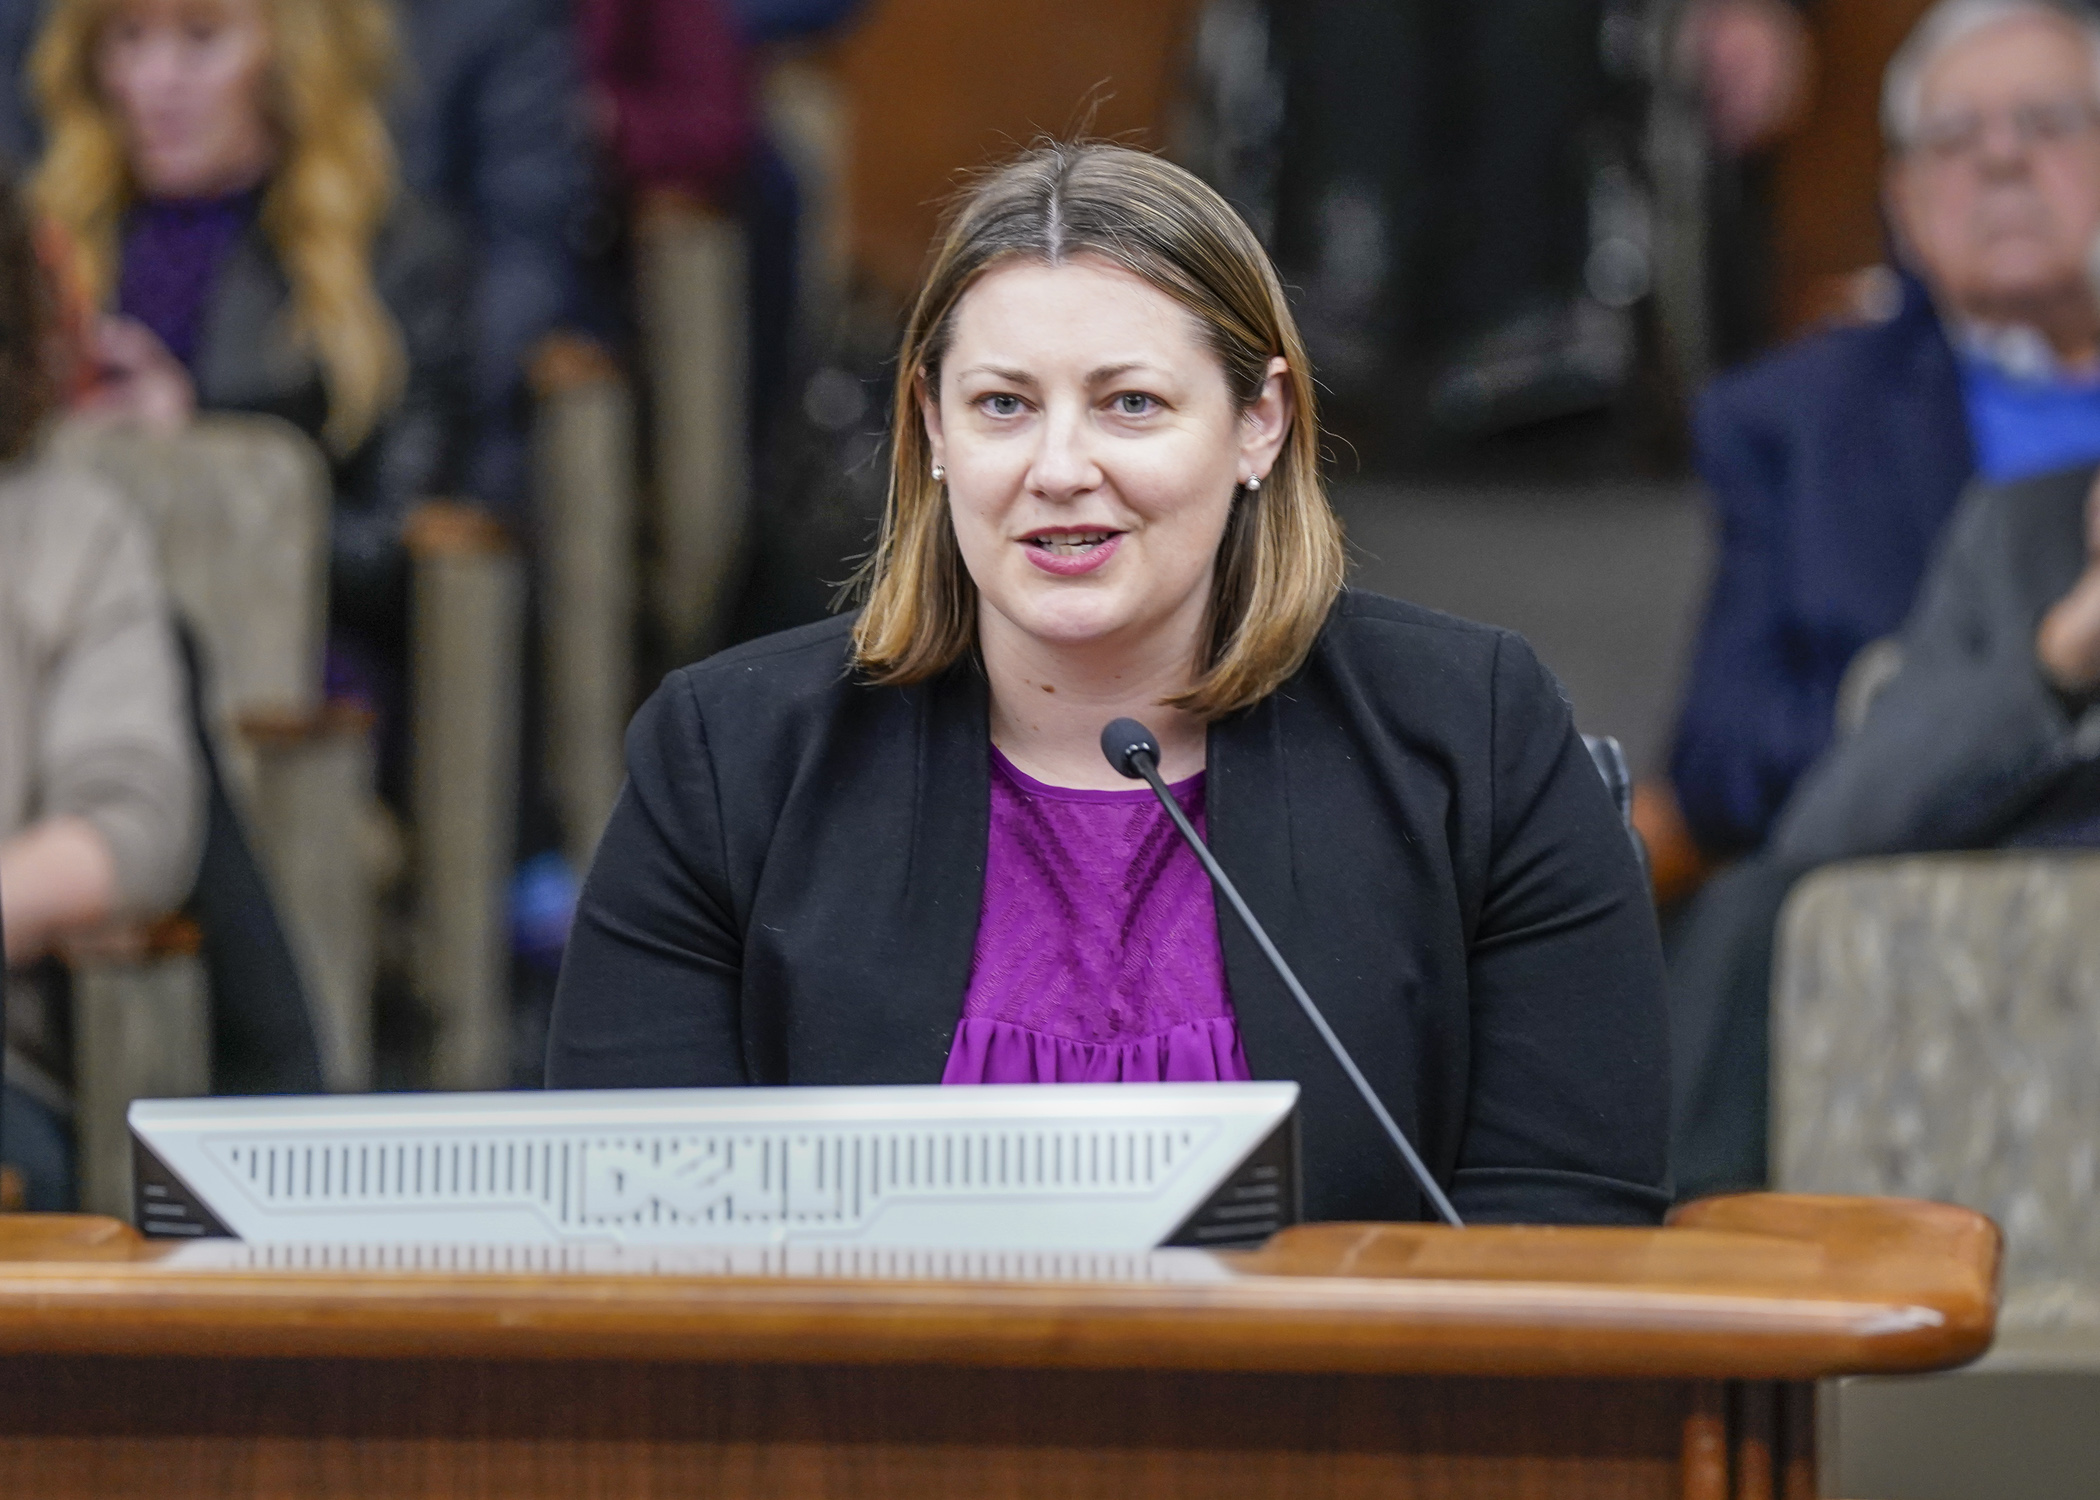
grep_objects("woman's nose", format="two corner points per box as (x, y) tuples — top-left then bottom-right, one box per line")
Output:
(1026, 402), (1099, 498)
(119, 40), (186, 99)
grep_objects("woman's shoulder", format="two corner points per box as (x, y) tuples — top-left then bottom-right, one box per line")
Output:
(0, 454), (164, 629)
(0, 452), (143, 551)
(644, 613), (869, 740)
(1325, 586), (1504, 637)
(1304, 588), (1571, 742)
(1318, 587), (1542, 679)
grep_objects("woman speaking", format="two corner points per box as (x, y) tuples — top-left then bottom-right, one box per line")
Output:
(548, 143), (1669, 1226)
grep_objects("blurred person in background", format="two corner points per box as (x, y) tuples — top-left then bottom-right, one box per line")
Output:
(0, 170), (201, 1209)
(1667, 0), (2100, 1200)
(387, 0), (589, 518)
(28, 0), (470, 780)
(1641, 0), (2100, 906)
(574, 0), (754, 379)
(572, 0), (754, 665)
(1269, 0), (1621, 433)
(577, 0), (752, 228)
(1683, 0), (1813, 163)
(723, 0), (866, 434)
(1678, 464), (2100, 1201)
(0, 0), (588, 520)
(1779, 463), (2100, 863)
(572, 0), (869, 440)
(1677, 0), (1815, 366)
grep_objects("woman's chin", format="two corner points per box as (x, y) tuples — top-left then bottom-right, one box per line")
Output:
(1001, 594), (1142, 652)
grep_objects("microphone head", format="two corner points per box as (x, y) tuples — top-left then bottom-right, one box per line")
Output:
(1100, 718), (1161, 779)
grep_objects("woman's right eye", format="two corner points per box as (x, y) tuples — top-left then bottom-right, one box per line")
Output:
(979, 394), (1023, 417)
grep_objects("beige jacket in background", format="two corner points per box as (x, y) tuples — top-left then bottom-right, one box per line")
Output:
(2, 455), (202, 1103)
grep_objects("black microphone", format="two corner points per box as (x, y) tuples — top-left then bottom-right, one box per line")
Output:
(1100, 717), (1464, 1228)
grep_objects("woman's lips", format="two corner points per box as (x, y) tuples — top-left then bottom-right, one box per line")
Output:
(1021, 530), (1124, 577)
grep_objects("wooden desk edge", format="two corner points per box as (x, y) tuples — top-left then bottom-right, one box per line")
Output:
(0, 1195), (1998, 1379)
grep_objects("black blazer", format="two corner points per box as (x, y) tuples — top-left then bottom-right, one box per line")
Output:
(548, 590), (1672, 1225)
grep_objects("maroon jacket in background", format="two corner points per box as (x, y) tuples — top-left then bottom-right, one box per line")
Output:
(577, 0), (755, 202)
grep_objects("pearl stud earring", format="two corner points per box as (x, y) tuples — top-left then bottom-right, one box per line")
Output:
(1243, 475), (1261, 492)
(931, 464), (946, 483)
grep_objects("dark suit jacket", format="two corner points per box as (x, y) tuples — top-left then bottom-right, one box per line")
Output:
(548, 592), (1672, 1226)
(191, 201), (471, 638)
(1671, 276), (1974, 856)
(1774, 464), (2100, 864)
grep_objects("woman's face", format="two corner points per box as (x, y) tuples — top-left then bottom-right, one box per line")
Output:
(96, 0), (274, 199)
(925, 255), (1290, 664)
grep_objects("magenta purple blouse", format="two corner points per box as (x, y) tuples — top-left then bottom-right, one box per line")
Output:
(941, 747), (1250, 1085)
(117, 190), (258, 372)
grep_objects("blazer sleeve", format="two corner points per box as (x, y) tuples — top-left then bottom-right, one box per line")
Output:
(546, 672), (749, 1087)
(1668, 389), (1830, 855)
(1771, 486), (2090, 865)
(30, 484), (202, 918)
(1453, 633), (1673, 1225)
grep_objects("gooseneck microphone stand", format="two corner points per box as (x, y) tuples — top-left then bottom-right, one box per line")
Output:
(1100, 717), (1464, 1228)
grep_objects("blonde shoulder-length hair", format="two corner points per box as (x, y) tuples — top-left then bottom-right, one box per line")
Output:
(31, 0), (404, 453)
(850, 142), (1345, 722)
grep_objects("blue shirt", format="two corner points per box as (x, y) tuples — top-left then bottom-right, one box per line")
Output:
(1957, 353), (2100, 484)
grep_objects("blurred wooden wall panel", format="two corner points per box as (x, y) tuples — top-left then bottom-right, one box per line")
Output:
(832, 0), (1205, 299)
(1773, 0), (1935, 334)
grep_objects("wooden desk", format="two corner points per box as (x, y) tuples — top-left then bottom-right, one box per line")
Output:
(0, 1194), (1996, 1499)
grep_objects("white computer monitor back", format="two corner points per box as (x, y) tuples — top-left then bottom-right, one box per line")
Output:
(130, 1082), (1300, 1251)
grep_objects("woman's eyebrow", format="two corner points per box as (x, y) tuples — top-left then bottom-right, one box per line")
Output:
(953, 359), (1167, 386)
(955, 363), (1037, 385)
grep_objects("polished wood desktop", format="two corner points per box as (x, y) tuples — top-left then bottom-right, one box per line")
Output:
(0, 1193), (1996, 1498)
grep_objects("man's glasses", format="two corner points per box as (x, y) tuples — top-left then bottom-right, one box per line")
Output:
(1908, 97), (2100, 164)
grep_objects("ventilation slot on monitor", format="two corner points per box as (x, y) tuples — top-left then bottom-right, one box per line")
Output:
(189, 1124), (1215, 1235)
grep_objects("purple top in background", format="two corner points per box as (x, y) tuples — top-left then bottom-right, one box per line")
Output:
(941, 747), (1249, 1085)
(117, 190), (259, 372)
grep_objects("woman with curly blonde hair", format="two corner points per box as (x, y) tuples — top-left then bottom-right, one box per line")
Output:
(28, 0), (468, 659)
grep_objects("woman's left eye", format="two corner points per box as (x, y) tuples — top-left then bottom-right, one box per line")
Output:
(1112, 392), (1158, 416)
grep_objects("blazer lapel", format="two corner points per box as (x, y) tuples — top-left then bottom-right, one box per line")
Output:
(1205, 695), (1324, 1085)
(884, 661), (993, 1080)
(192, 226), (322, 420)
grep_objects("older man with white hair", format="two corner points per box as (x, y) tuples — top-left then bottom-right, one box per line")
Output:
(1644, 0), (2100, 901)
(1667, 0), (2100, 1201)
